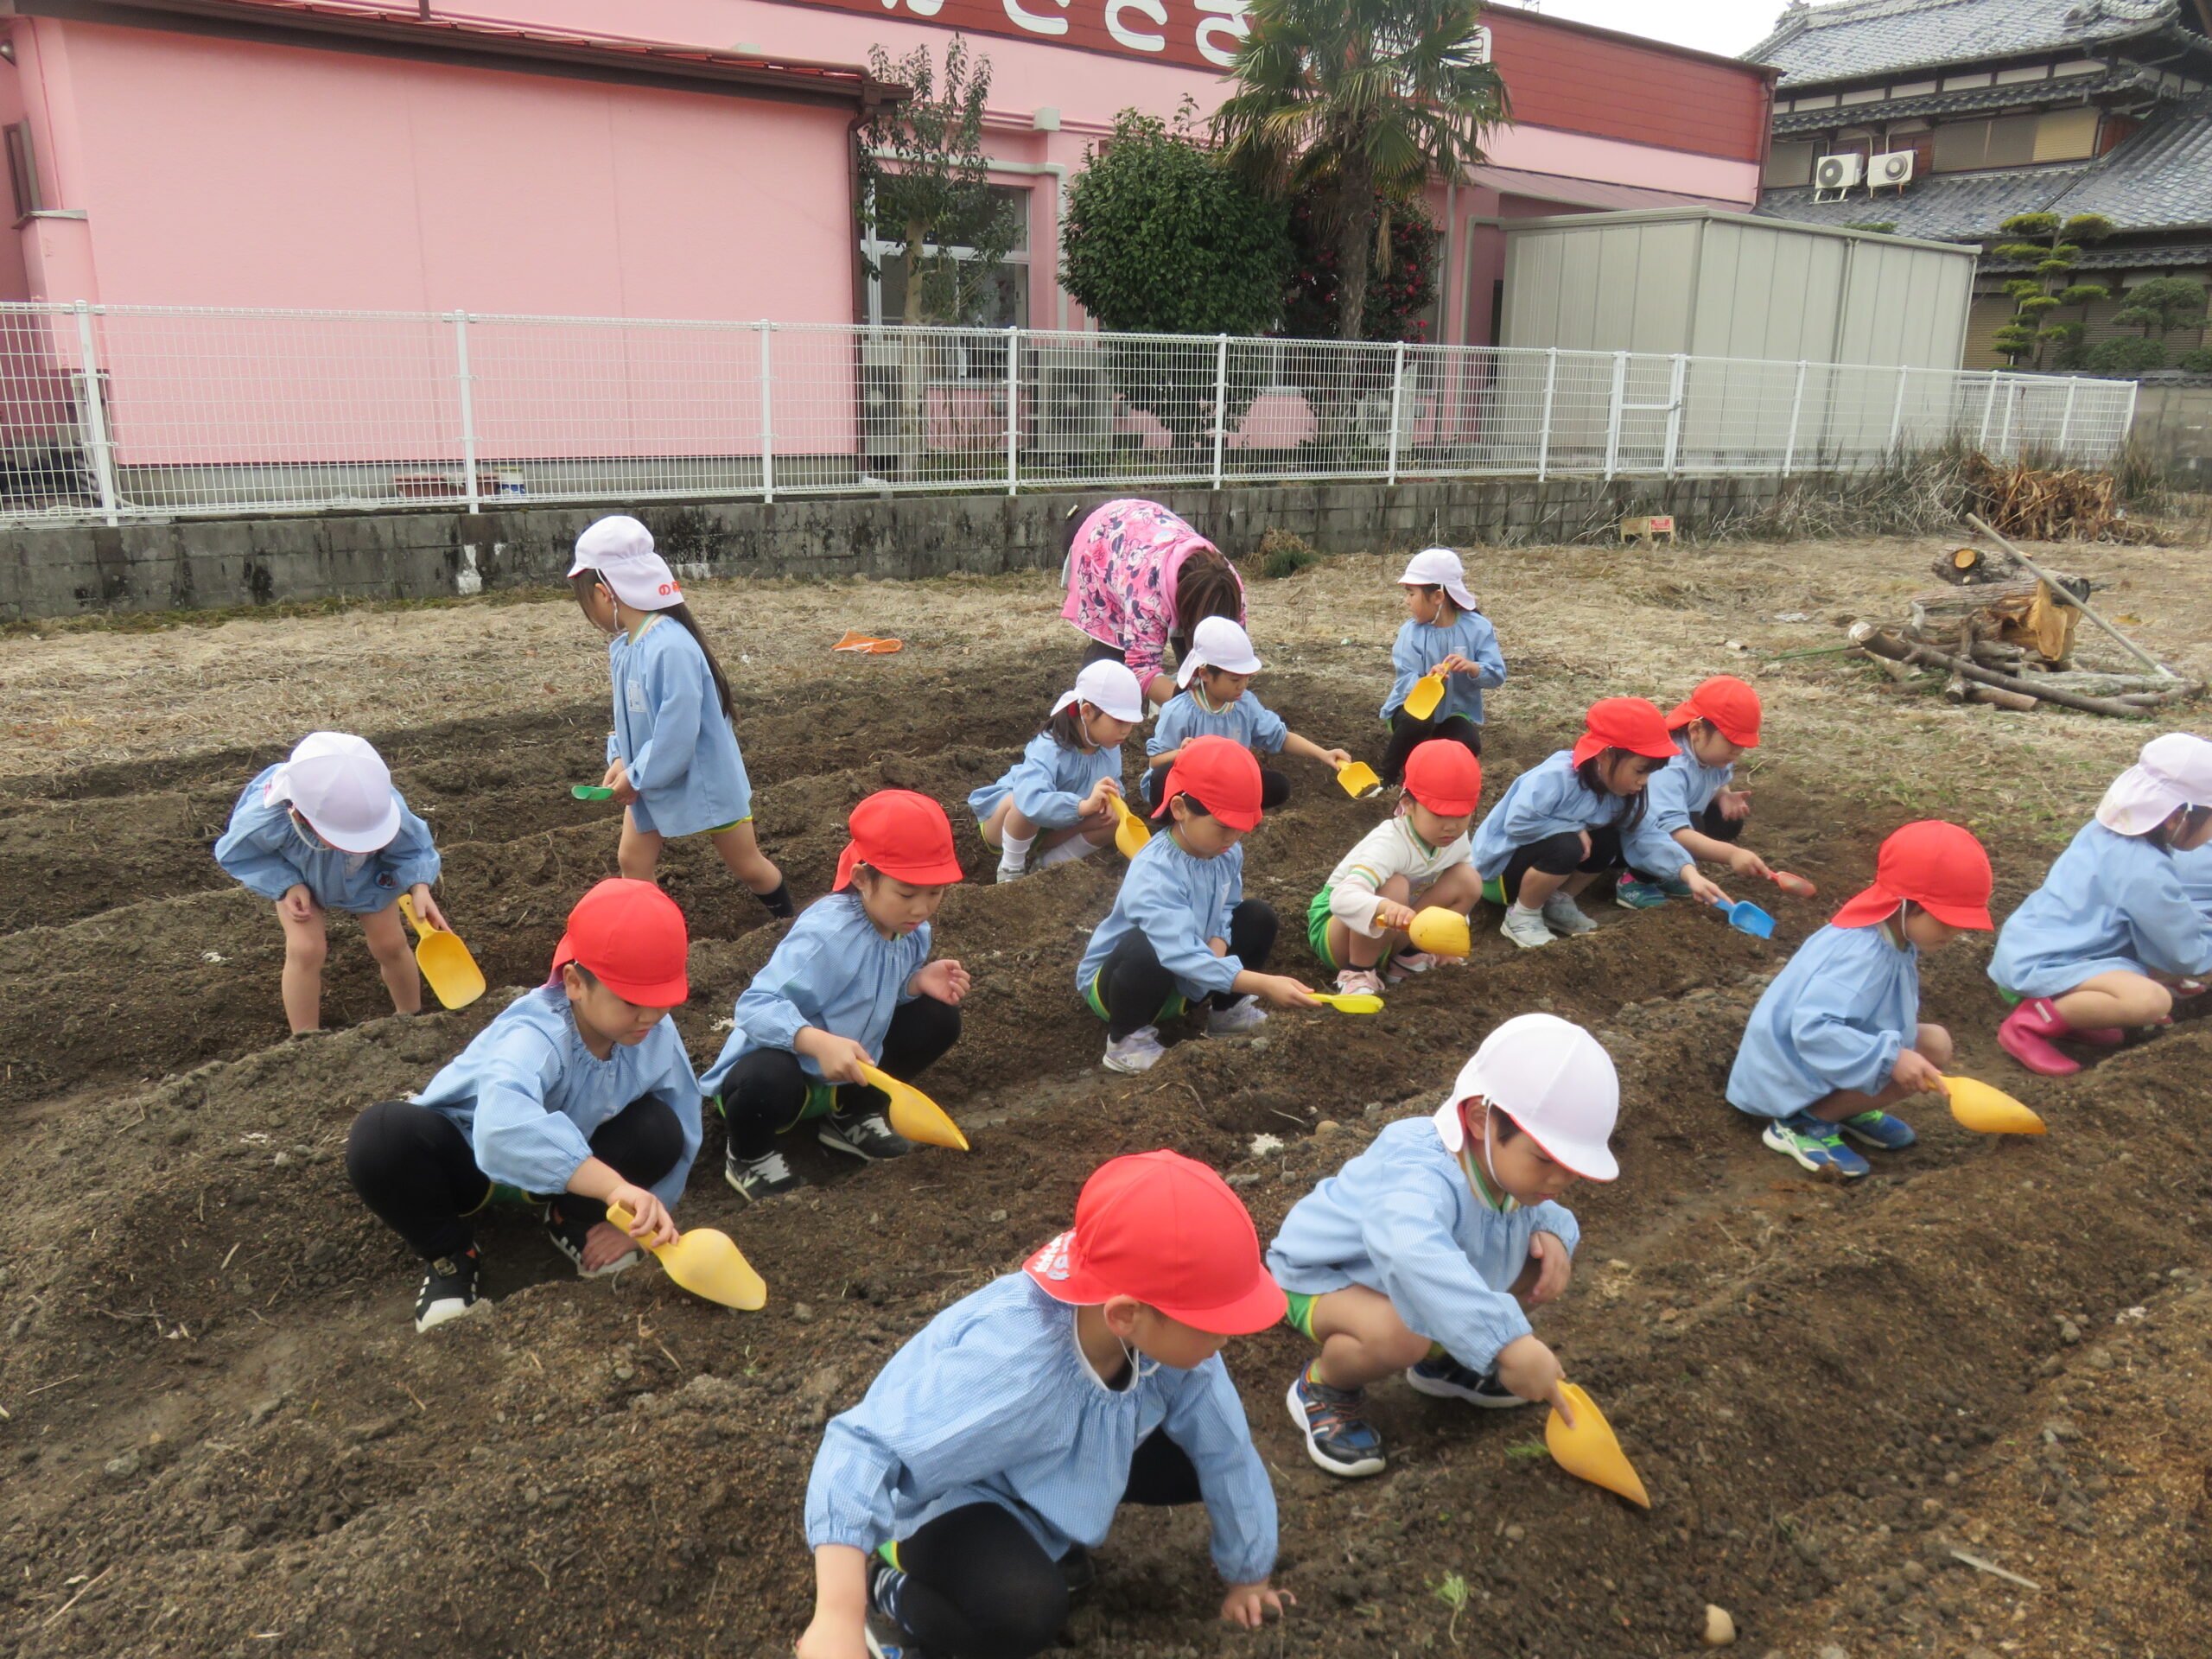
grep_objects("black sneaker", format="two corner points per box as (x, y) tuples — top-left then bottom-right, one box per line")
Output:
(543, 1199), (640, 1280)
(414, 1246), (481, 1333)
(1405, 1352), (1528, 1408)
(1060, 1544), (1096, 1596)
(819, 1105), (914, 1162)
(865, 1559), (931, 1659)
(725, 1146), (804, 1203)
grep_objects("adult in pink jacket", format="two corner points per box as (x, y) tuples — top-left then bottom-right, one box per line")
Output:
(1061, 499), (1247, 707)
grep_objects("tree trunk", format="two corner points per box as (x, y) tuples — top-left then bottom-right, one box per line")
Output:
(1335, 168), (1375, 343)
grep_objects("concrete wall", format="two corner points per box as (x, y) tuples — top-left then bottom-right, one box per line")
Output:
(0, 475), (1802, 620)
(2127, 382), (2212, 484)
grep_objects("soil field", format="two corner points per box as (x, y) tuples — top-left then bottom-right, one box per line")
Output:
(2, 536), (2209, 1659)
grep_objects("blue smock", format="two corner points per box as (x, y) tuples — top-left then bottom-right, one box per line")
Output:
(213, 765), (441, 914)
(411, 985), (702, 1205)
(967, 733), (1121, 830)
(2176, 844), (2212, 914)
(1467, 750), (1684, 880)
(1381, 611), (1506, 723)
(699, 892), (931, 1097)
(1988, 820), (2212, 997)
(1266, 1116), (1580, 1375)
(607, 616), (753, 839)
(1644, 733), (1736, 839)
(1077, 832), (1244, 1003)
(1726, 921), (1918, 1120)
(806, 1272), (1277, 1585)
(1146, 688), (1288, 760)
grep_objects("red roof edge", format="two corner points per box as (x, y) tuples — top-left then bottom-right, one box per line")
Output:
(1484, 3), (1783, 80)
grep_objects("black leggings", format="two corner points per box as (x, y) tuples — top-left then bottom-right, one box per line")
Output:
(1498, 824), (1630, 906)
(718, 995), (962, 1160)
(1380, 706), (1484, 785)
(1097, 900), (1276, 1039)
(1139, 764), (1290, 812)
(346, 1093), (686, 1261)
(893, 1432), (1200, 1659)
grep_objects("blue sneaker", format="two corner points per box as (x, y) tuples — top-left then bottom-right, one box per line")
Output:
(1614, 874), (1669, 910)
(1405, 1353), (1528, 1409)
(1839, 1109), (1916, 1151)
(1287, 1365), (1387, 1478)
(865, 1560), (931, 1659)
(1760, 1113), (1870, 1179)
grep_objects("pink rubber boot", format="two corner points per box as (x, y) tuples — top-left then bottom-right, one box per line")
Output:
(1998, 997), (2082, 1077)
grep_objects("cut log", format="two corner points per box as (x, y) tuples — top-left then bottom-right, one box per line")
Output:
(1907, 576), (2080, 664)
(1968, 684), (2039, 712)
(1850, 626), (2158, 718)
(2029, 671), (2199, 697)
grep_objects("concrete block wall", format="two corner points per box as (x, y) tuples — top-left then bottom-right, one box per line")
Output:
(0, 474), (1797, 620)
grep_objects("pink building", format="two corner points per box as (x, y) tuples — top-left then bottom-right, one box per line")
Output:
(0, 0), (1775, 344)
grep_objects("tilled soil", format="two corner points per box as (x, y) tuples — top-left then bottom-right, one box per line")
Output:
(3, 604), (2209, 1659)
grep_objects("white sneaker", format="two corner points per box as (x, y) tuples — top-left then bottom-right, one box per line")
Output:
(1499, 906), (1554, 949)
(1335, 968), (1386, 997)
(1208, 995), (1268, 1035)
(1541, 893), (1598, 937)
(1103, 1026), (1167, 1074)
(995, 860), (1027, 884)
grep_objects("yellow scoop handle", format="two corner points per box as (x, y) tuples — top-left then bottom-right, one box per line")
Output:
(397, 893), (486, 1011)
(1545, 1381), (1650, 1508)
(607, 1203), (767, 1312)
(1312, 991), (1383, 1014)
(1943, 1074), (2047, 1135)
(859, 1064), (970, 1151)
(1107, 793), (1151, 859)
(1402, 674), (1446, 720)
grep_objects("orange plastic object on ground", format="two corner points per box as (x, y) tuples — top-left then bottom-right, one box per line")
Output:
(832, 631), (903, 654)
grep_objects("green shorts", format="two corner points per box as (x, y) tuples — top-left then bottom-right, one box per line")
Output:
(1306, 886), (1402, 976)
(1282, 1289), (1321, 1342)
(1082, 969), (1187, 1025)
(710, 1081), (840, 1132)
(1482, 873), (1507, 906)
(702, 815), (753, 836)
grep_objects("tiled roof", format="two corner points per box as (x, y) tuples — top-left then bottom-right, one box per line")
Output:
(1980, 239), (2212, 269)
(1748, 0), (2180, 90)
(1770, 66), (2158, 132)
(1756, 92), (2212, 235)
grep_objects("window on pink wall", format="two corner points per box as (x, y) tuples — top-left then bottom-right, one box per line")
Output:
(3, 123), (39, 219)
(862, 183), (1032, 336)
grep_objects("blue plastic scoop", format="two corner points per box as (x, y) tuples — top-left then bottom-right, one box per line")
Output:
(1708, 893), (1775, 938)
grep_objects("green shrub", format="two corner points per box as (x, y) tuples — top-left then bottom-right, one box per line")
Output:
(2084, 336), (2168, 374)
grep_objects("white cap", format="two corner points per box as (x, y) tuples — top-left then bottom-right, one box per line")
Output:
(264, 732), (401, 855)
(1176, 615), (1263, 688)
(2096, 731), (2212, 834)
(1399, 547), (1478, 613)
(1430, 1013), (1619, 1182)
(569, 514), (684, 613)
(1053, 658), (1146, 723)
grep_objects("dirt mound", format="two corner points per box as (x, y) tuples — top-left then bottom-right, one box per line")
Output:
(2, 640), (2207, 1659)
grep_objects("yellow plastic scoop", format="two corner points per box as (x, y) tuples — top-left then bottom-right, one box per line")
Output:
(607, 1203), (767, 1312)
(1944, 1075), (2047, 1135)
(1403, 673), (1446, 720)
(1545, 1382), (1650, 1508)
(859, 1065), (970, 1151)
(1336, 761), (1383, 799)
(1406, 906), (1471, 958)
(397, 893), (486, 1010)
(1107, 794), (1151, 859)
(1312, 991), (1383, 1014)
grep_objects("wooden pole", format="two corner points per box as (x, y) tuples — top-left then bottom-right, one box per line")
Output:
(1963, 512), (2177, 680)
(1850, 626), (2164, 718)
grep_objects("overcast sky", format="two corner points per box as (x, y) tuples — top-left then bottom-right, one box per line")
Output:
(1500, 0), (1791, 60)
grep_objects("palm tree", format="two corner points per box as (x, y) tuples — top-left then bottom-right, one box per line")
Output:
(1213, 0), (1505, 342)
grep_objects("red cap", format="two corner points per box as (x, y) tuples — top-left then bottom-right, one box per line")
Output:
(1830, 820), (1994, 931)
(1570, 696), (1678, 766)
(1023, 1150), (1287, 1335)
(834, 789), (967, 891)
(550, 878), (690, 1005)
(1666, 675), (1762, 747)
(1149, 734), (1263, 831)
(1402, 740), (1483, 816)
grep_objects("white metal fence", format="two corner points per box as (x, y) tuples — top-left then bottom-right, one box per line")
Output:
(0, 302), (2139, 526)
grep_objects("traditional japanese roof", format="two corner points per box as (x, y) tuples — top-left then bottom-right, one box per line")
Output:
(1748, 0), (2184, 91)
(1770, 65), (2160, 134)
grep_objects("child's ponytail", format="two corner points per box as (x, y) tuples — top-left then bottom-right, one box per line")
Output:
(570, 568), (736, 724)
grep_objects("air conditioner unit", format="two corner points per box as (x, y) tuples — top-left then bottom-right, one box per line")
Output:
(1813, 151), (1865, 199)
(1870, 149), (1916, 188)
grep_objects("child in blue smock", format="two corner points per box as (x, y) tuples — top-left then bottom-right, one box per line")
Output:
(568, 515), (791, 918)
(1141, 616), (1352, 810)
(972, 658), (1144, 883)
(1471, 696), (1725, 950)
(1991, 733), (2212, 1077)
(1729, 820), (1993, 1179)
(1378, 547), (1505, 785)
(344, 879), (701, 1333)
(798, 1150), (1292, 1659)
(702, 790), (969, 1202)
(213, 730), (445, 1036)
(1270, 1014), (1618, 1478)
(1078, 736), (1320, 1076)
(1618, 675), (1781, 908)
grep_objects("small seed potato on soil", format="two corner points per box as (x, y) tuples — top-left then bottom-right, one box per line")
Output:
(0, 532), (2207, 1659)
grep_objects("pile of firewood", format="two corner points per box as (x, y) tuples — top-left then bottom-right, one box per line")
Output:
(1964, 455), (2148, 543)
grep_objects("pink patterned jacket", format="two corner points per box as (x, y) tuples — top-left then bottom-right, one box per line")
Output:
(1059, 499), (1246, 690)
